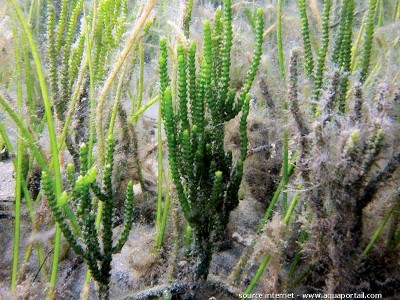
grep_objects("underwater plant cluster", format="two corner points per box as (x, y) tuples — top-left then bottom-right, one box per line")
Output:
(0, 0), (399, 299)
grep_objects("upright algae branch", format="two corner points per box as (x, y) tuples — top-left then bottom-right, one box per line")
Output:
(159, 0), (264, 281)
(42, 136), (135, 300)
(288, 49), (400, 294)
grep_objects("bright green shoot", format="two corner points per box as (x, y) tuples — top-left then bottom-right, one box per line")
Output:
(277, 0), (285, 80)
